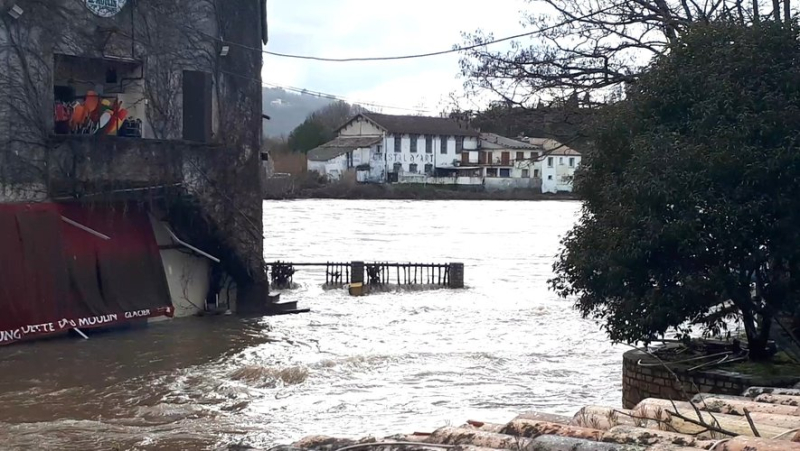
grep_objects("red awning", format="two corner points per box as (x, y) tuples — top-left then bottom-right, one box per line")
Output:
(0, 202), (173, 344)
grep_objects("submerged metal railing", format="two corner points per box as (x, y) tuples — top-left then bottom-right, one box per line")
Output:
(267, 261), (464, 291)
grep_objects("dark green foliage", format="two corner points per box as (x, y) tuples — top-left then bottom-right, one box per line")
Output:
(287, 101), (364, 153)
(551, 22), (800, 359)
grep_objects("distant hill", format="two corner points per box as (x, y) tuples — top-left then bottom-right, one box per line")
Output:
(262, 88), (336, 137)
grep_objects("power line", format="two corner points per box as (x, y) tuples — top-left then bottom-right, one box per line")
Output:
(220, 70), (433, 114)
(154, 4), (621, 63)
(262, 30), (539, 62)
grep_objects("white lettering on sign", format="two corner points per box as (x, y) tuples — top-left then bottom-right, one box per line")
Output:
(125, 309), (151, 319)
(85, 0), (128, 18)
(77, 314), (118, 327)
(1, 309), (168, 345)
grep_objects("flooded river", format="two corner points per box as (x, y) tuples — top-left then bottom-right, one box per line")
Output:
(0, 200), (624, 450)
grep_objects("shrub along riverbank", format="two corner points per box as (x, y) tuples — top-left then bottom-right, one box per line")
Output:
(263, 175), (578, 201)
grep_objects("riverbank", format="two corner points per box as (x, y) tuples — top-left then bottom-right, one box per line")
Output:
(264, 178), (579, 201)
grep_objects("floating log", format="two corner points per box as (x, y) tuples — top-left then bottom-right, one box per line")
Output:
(755, 393), (800, 406)
(498, 419), (605, 441)
(571, 406), (650, 430)
(716, 436), (800, 450)
(639, 398), (800, 430)
(463, 420), (504, 433)
(514, 411), (572, 425)
(633, 399), (794, 439)
(606, 425), (714, 448)
(422, 427), (532, 450)
(692, 394), (800, 416)
(529, 435), (646, 450)
(743, 387), (800, 398)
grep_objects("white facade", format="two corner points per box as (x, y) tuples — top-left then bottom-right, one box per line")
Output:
(381, 133), (478, 175)
(308, 147), (371, 181)
(541, 153), (581, 193)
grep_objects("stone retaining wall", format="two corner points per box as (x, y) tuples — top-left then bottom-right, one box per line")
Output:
(622, 348), (800, 408)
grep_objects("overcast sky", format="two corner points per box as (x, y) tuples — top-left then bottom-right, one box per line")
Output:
(262, 0), (532, 115)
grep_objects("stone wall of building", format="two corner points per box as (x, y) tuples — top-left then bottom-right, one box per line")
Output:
(0, 0), (269, 310)
(622, 348), (800, 408)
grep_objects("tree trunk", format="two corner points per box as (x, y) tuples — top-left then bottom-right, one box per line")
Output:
(786, 0), (792, 22)
(773, 0), (782, 20)
(750, 313), (774, 361)
(754, 0), (761, 22)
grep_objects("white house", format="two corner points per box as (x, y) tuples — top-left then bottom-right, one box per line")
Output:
(307, 136), (381, 181)
(478, 133), (543, 190)
(308, 113), (480, 183)
(540, 143), (581, 193)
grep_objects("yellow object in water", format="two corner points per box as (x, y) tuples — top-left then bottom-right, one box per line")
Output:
(348, 283), (364, 296)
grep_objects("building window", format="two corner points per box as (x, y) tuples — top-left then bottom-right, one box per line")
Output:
(534, 169), (540, 178)
(516, 151), (524, 161)
(559, 157), (564, 165)
(410, 134), (418, 153)
(425, 136), (433, 153)
(393, 162), (402, 173)
(456, 136), (464, 152)
(346, 152), (354, 168)
(394, 135), (401, 152)
(440, 135), (449, 154)
(486, 168), (498, 177)
(54, 54), (147, 139)
(547, 157), (554, 168)
(499, 168), (511, 178)
(522, 169), (529, 178)
(569, 157), (575, 167)
(409, 163), (418, 173)
(424, 163), (433, 174)
(375, 144), (382, 154)
(531, 151), (539, 159)
(548, 175), (553, 180)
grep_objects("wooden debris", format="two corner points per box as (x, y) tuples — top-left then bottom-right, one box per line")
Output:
(755, 393), (800, 407)
(693, 395), (800, 416)
(498, 419), (605, 441)
(605, 425), (713, 448)
(514, 411), (572, 424)
(743, 387), (800, 398)
(633, 399), (792, 439)
(422, 427), (533, 450)
(571, 406), (651, 430)
(638, 398), (800, 430)
(529, 434), (645, 450)
(716, 436), (800, 450)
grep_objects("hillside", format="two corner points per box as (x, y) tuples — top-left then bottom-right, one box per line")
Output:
(262, 88), (335, 137)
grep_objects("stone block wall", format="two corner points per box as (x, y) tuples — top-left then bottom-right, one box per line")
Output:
(622, 348), (800, 408)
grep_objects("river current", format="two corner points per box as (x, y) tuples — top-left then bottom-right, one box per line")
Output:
(0, 199), (624, 450)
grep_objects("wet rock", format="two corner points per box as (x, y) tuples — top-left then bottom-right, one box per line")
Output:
(742, 387), (800, 398)
(754, 393), (800, 407)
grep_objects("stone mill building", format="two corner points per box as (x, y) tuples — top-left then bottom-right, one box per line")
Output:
(0, 0), (270, 344)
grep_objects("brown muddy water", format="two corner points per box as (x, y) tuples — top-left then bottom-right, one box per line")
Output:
(0, 200), (624, 450)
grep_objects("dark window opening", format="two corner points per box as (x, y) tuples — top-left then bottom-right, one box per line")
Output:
(409, 163), (418, 173)
(346, 152), (354, 169)
(425, 136), (433, 153)
(516, 151), (524, 161)
(440, 135), (449, 154)
(424, 163), (433, 174)
(534, 169), (540, 178)
(410, 134), (418, 153)
(183, 70), (213, 142)
(569, 157), (575, 167)
(486, 168), (498, 177)
(548, 175), (553, 180)
(456, 136), (464, 152)
(393, 162), (402, 173)
(394, 135), (401, 152)
(499, 168), (511, 178)
(522, 169), (529, 178)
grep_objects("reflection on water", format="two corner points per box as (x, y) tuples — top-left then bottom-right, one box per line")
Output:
(0, 200), (624, 450)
